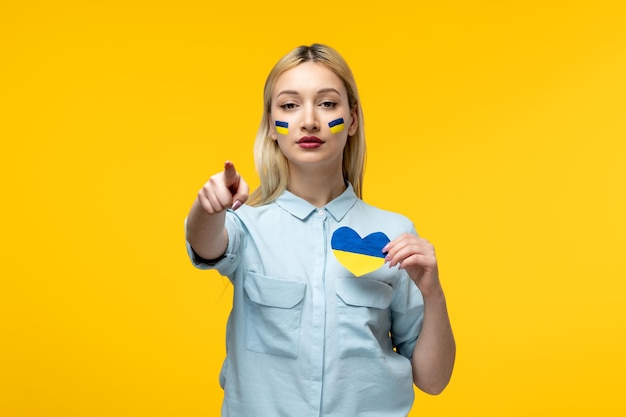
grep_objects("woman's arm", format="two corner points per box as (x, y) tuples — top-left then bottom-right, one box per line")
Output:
(383, 234), (456, 394)
(410, 285), (455, 394)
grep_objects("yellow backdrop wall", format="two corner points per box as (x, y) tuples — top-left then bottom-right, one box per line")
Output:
(2, 1), (625, 415)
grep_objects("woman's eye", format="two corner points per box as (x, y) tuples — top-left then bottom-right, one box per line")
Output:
(280, 103), (297, 110)
(320, 101), (336, 108)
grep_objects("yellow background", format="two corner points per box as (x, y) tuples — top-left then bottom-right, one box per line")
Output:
(2, 0), (625, 415)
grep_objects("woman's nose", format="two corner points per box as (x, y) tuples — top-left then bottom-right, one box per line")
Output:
(300, 105), (320, 131)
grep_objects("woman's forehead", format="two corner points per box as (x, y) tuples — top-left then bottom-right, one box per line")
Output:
(273, 62), (346, 96)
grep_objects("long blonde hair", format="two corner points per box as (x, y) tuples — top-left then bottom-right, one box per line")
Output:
(247, 44), (366, 207)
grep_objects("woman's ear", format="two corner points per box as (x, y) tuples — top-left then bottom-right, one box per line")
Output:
(348, 105), (359, 136)
(268, 116), (278, 141)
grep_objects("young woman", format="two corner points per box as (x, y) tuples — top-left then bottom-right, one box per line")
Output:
(186, 44), (455, 416)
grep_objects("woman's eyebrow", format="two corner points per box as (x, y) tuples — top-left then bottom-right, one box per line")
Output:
(317, 88), (342, 96)
(276, 88), (342, 99)
(276, 89), (299, 98)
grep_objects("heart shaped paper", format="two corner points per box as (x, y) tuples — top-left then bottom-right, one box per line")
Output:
(331, 227), (390, 277)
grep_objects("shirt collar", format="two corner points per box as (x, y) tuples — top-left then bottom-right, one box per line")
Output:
(274, 183), (358, 221)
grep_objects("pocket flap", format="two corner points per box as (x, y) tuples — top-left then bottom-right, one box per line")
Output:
(336, 278), (393, 309)
(244, 272), (306, 309)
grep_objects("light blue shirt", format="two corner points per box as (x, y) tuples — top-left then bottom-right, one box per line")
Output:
(187, 184), (424, 416)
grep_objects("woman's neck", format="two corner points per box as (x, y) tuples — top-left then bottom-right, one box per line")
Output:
(287, 165), (346, 208)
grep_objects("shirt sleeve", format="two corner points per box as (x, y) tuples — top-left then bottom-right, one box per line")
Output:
(390, 276), (424, 359)
(389, 222), (424, 359)
(185, 210), (244, 278)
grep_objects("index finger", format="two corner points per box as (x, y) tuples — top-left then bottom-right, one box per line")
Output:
(224, 160), (237, 179)
(223, 160), (240, 193)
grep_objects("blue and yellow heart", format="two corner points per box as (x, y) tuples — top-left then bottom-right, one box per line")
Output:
(331, 227), (390, 277)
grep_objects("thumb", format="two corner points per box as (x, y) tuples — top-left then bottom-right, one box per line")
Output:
(231, 176), (249, 211)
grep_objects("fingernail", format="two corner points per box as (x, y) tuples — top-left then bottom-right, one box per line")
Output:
(382, 244), (389, 253)
(232, 200), (242, 210)
(384, 254), (391, 262)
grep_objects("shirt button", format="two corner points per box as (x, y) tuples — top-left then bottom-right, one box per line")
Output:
(318, 209), (325, 217)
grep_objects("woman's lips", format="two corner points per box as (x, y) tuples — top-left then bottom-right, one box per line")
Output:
(297, 136), (324, 148)
(297, 136), (323, 143)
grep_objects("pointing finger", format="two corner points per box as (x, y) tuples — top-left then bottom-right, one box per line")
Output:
(223, 160), (239, 192)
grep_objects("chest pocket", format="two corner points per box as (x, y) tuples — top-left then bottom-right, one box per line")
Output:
(244, 272), (306, 358)
(336, 278), (394, 358)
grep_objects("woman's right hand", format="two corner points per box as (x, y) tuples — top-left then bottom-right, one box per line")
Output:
(197, 161), (249, 214)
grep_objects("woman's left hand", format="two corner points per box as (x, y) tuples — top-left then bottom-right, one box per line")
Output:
(383, 233), (441, 297)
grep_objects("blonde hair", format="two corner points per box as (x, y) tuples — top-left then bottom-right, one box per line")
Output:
(247, 44), (366, 207)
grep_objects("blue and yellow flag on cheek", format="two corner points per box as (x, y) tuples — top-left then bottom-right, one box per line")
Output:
(275, 120), (289, 135)
(328, 118), (345, 134)
(331, 227), (390, 277)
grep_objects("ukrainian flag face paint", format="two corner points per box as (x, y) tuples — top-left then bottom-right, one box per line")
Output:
(328, 118), (345, 134)
(275, 120), (289, 135)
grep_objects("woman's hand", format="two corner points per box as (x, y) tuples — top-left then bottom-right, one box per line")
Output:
(197, 161), (249, 214)
(383, 233), (441, 297)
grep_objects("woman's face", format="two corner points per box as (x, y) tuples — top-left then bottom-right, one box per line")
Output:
(270, 61), (358, 174)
